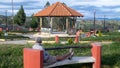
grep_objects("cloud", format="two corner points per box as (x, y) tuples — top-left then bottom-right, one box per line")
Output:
(69, 0), (120, 18)
(114, 8), (120, 12)
(0, 0), (43, 16)
(25, 9), (42, 16)
(0, 0), (120, 19)
(70, 0), (120, 7)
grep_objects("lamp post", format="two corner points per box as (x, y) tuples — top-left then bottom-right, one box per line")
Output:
(12, 0), (14, 31)
(103, 15), (106, 32)
(93, 9), (96, 35)
(5, 10), (8, 32)
(4, 10), (8, 41)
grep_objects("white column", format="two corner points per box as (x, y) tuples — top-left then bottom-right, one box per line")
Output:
(74, 17), (77, 29)
(66, 18), (68, 33)
(40, 17), (42, 33)
(50, 17), (53, 33)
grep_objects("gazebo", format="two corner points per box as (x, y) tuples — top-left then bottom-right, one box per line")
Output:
(34, 2), (83, 34)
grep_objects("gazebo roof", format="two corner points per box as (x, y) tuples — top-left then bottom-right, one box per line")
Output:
(34, 2), (84, 17)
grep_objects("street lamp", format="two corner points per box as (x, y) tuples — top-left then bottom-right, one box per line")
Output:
(93, 9), (96, 35)
(12, 0), (14, 31)
(5, 10), (8, 32)
(103, 15), (106, 32)
(4, 10), (8, 41)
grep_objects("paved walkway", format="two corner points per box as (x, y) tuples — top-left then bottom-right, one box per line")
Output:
(0, 40), (113, 45)
(0, 40), (28, 45)
(0, 32), (113, 45)
(32, 32), (75, 38)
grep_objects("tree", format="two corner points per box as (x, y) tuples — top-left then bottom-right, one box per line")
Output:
(52, 17), (67, 31)
(42, 17), (49, 28)
(30, 14), (39, 30)
(44, 1), (50, 8)
(42, 1), (50, 28)
(14, 5), (26, 26)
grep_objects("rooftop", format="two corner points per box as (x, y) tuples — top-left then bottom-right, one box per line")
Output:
(34, 2), (83, 17)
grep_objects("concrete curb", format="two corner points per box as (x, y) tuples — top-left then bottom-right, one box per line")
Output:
(0, 39), (5, 42)
(27, 40), (113, 44)
(27, 40), (56, 44)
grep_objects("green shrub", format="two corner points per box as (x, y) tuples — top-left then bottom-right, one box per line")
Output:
(98, 30), (102, 37)
(67, 38), (74, 44)
(0, 31), (3, 36)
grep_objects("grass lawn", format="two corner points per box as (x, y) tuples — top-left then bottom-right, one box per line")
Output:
(0, 32), (120, 68)
(0, 42), (120, 68)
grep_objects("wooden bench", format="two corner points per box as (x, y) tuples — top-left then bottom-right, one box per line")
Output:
(44, 56), (95, 68)
(23, 43), (101, 68)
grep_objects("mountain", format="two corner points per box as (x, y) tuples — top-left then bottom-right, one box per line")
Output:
(84, 17), (120, 20)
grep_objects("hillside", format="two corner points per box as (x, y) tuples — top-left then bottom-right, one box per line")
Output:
(0, 15), (120, 32)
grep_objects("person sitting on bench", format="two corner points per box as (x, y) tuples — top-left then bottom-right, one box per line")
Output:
(32, 37), (74, 65)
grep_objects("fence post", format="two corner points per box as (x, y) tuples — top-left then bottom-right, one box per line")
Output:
(86, 32), (90, 37)
(74, 35), (79, 43)
(91, 43), (101, 68)
(23, 48), (43, 68)
(55, 35), (59, 43)
(0, 28), (2, 32)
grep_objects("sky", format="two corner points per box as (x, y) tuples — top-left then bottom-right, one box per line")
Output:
(0, 0), (120, 19)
